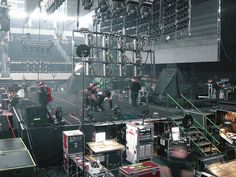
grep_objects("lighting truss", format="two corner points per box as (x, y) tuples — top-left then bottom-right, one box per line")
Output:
(0, 5), (10, 32)
(98, 0), (191, 43)
(72, 29), (153, 78)
(45, 0), (65, 15)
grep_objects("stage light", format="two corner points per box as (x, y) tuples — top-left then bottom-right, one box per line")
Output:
(45, 0), (65, 15)
(84, 0), (93, 10)
(140, 1), (152, 18)
(76, 44), (91, 57)
(112, 0), (125, 16)
(98, 0), (109, 12)
(126, 0), (139, 16)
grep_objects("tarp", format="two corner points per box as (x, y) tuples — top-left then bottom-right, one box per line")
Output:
(66, 74), (92, 94)
(153, 68), (189, 103)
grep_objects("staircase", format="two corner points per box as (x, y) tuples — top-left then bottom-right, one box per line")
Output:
(167, 94), (222, 157)
(172, 118), (220, 156)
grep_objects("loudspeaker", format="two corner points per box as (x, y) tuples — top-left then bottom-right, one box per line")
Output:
(25, 106), (47, 127)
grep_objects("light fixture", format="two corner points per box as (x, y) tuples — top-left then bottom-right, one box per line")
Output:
(46, 0), (65, 15)
(126, 0), (139, 16)
(76, 44), (91, 57)
(140, 1), (153, 18)
(112, 0), (125, 16)
(84, 0), (93, 10)
(98, 0), (109, 12)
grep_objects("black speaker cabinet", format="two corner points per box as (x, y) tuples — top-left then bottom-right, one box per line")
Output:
(25, 106), (47, 127)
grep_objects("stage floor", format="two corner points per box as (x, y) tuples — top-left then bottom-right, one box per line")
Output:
(52, 91), (218, 126)
(53, 91), (185, 125)
(208, 160), (236, 177)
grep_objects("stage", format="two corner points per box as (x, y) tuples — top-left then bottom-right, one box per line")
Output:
(208, 160), (236, 177)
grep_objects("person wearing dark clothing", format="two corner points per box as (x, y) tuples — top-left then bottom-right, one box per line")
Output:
(130, 77), (141, 107)
(208, 76), (220, 101)
(212, 77), (220, 98)
(97, 90), (113, 112)
(160, 143), (194, 177)
(84, 83), (99, 111)
(38, 81), (54, 114)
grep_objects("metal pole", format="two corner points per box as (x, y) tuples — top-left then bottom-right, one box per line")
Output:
(82, 61), (85, 177)
(76, 1), (85, 176)
(133, 38), (137, 76)
(77, 0), (80, 29)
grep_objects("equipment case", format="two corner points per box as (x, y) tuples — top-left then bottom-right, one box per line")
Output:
(119, 161), (160, 177)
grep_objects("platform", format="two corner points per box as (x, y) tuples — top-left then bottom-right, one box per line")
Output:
(208, 160), (236, 177)
(0, 138), (36, 177)
(0, 138), (26, 151)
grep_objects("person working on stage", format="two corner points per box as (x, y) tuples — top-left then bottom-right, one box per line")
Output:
(208, 76), (220, 100)
(130, 76), (141, 108)
(97, 89), (113, 112)
(37, 81), (54, 115)
(84, 83), (99, 111)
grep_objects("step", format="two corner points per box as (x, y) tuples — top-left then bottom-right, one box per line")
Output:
(191, 136), (205, 141)
(196, 141), (212, 147)
(170, 115), (184, 121)
(188, 130), (201, 135)
(174, 120), (182, 125)
(200, 147), (218, 153)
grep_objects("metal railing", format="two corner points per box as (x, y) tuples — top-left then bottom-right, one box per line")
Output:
(167, 94), (221, 155)
(180, 94), (221, 144)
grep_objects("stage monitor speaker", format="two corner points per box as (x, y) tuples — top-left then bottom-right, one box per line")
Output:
(25, 106), (47, 127)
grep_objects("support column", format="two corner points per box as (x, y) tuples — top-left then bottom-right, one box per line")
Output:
(0, 32), (10, 78)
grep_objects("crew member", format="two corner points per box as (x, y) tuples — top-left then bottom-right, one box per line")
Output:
(208, 76), (220, 100)
(38, 81), (54, 115)
(97, 90), (113, 112)
(130, 77), (141, 107)
(84, 83), (99, 111)
(160, 142), (194, 177)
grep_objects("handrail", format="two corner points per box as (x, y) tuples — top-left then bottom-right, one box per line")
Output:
(167, 94), (188, 115)
(167, 94), (220, 145)
(180, 94), (222, 132)
(191, 116), (220, 145)
(171, 119), (207, 156)
(173, 118), (221, 155)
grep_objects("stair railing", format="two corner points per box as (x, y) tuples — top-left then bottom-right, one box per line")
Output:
(171, 119), (208, 156)
(167, 94), (221, 153)
(180, 94), (222, 143)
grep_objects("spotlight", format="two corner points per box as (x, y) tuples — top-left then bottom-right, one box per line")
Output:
(126, 0), (139, 16)
(76, 44), (90, 57)
(112, 0), (125, 16)
(140, 1), (153, 18)
(84, 0), (93, 10)
(98, 0), (109, 12)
